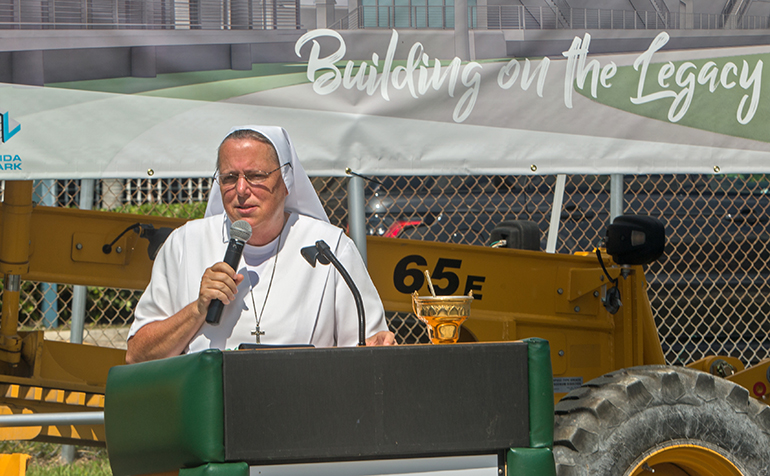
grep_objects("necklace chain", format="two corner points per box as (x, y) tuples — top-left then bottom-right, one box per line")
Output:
(247, 225), (284, 344)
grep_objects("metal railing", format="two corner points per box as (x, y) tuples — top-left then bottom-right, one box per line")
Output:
(10, 173), (770, 368)
(334, 4), (455, 30)
(2, 1), (766, 31)
(0, 411), (104, 427)
(332, 5), (770, 31)
(0, 0), (300, 30)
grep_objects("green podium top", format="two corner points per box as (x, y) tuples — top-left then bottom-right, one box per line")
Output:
(105, 340), (553, 476)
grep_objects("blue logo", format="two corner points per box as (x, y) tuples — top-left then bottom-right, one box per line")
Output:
(0, 108), (20, 143)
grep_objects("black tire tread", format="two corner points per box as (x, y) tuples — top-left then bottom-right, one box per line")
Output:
(553, 365), (770, 476)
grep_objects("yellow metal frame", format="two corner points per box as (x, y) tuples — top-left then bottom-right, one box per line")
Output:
(0, 181), (177, 444)
(366, 236), (667, 401)
(0, 180), (186, 363)
(0, 331), (126, 445)
(10, 197), (187, 291)
(367, 235), (770, 405)
(0, 453), (30, 476)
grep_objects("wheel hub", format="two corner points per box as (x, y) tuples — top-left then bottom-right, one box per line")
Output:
(628, 443), (743, 476)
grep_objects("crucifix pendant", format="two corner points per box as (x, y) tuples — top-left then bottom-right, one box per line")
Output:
(251, 325), (265, 344)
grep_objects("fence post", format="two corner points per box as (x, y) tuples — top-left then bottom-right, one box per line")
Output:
(64, 178), (93, 466)
(610, 174), (624, 222)
(32, 180), (57, 329)
(546, 174), (566, 253)
(70, 179), (94, 346)
(347, 174), (368, 265)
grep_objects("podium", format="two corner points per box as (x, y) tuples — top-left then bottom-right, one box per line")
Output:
(105, 341), (555, 476)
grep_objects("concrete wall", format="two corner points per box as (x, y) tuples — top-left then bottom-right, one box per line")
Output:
(43, 48), (132, 83)
(155, 44), (232, 74)
(0, 53), (12, 83)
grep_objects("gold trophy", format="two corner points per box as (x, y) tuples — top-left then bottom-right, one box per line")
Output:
(412, 271), (474, 344)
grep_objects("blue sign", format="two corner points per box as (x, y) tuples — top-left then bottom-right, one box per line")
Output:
(0, 109), (20, 143)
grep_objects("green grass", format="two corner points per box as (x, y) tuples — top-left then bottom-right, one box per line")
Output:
(0, 442), (111, 476)
(575, 51), (770, 143)
(107, 202), (206, 219)
(44, 58), (506, 102)
(46, 63), (310, 95)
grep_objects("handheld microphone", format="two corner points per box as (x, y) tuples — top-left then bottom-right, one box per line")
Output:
(206, 220), (253, 325)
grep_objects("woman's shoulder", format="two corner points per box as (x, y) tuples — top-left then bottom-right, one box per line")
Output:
(292, 213), (343, 236)
(168, 214), (224, 244)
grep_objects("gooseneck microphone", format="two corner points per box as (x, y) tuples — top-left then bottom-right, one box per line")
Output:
(301, 240), (367, 346)
(206, 220), (253, 325)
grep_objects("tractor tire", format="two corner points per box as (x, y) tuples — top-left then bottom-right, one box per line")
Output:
(553, 365), (770, 476)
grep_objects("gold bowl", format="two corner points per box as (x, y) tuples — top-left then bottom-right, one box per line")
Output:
(411, 291), (474, 344)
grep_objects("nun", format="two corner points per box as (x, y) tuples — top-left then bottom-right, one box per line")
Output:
(126, 126), (394, 364)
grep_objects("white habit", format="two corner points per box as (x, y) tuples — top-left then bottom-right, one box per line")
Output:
(129, 212), (388, 351)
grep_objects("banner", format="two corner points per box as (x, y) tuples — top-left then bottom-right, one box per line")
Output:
(2, 27), (770, 178)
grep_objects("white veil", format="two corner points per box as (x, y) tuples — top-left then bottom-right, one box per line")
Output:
(204, 125), (329, 223)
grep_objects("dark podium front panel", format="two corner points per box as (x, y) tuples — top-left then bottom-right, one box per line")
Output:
(222, 342), (530, 464)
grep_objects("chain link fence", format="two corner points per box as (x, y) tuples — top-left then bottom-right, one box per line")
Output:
(4, 174), (769, 366)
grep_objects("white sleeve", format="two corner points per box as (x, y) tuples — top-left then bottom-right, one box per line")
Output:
(127, 227), (187, 341)
(333, 236), (389, 347)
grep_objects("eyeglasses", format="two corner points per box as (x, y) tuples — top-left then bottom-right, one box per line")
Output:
(215, 163), (291, 188)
